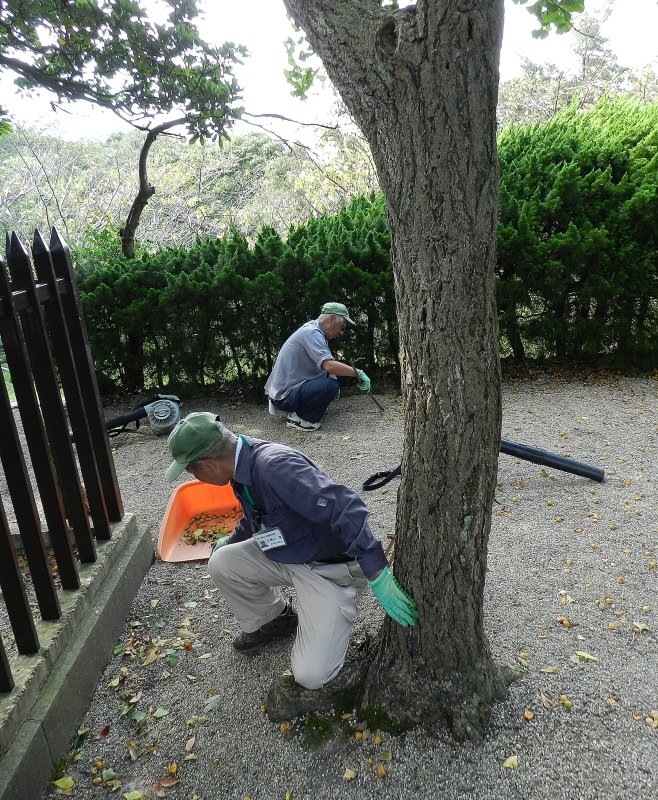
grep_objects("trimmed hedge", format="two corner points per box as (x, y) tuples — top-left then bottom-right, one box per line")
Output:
(75, 98), (658, 392)
(497, 98), (658, 363)
(77, 194), (396, 391)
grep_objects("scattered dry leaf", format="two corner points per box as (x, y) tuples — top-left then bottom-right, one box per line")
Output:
(502, 755), (519, 769)
(52, 777), (74, 790)
(524, 710), (534, 721)
(343, 768), (357, 781)
(576, 651), (599, 661)
(633, 622), (652, 634)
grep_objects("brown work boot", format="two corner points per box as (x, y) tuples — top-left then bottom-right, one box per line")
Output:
(233, 602), (298, 653)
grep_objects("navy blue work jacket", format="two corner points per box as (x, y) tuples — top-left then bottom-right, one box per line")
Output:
(227, 437), (387, 579)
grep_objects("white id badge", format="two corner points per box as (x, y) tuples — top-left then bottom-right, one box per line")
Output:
(254, 526), (287, 552)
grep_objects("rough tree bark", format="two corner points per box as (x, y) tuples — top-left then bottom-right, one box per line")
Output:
(283, 0), (512, 740)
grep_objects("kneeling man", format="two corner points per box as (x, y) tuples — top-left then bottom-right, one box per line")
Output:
(166, 412), (418, 691)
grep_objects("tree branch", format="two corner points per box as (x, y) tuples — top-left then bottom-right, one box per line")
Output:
(241, 111), (337, 130)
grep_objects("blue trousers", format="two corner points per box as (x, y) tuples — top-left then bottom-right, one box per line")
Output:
(272, 377), (341, 423)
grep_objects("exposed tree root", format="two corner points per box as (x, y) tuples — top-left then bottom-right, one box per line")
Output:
(362, 651), (519, 743)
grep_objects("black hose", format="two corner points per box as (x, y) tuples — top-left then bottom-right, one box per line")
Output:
(500, 439), (604, 482)
(105, 406), (148, 437)
(362, 439), (604, 491)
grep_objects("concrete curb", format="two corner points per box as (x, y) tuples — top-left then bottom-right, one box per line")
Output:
(0, 518), (154, 800)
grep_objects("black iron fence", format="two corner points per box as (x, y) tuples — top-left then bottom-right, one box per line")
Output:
(0, 228), (123, 692)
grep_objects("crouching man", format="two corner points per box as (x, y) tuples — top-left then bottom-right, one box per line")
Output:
(165, 412), (418, 693)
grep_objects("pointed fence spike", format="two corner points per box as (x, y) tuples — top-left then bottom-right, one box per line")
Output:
(9, 232), (30, 269)
(50, 226), (66, 252)
(32, 229), (49, 255)
(5, 231), (10, 260)
(9, 232), (29, 259)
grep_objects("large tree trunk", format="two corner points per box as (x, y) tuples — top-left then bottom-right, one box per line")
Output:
(284, 0), (512, 740)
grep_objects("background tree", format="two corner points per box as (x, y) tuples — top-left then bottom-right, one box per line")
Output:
(0, 126), (379, 248)
(278, 0), (589, 741)
(0, 0), (245, 258)
(498, 6), (657, 128)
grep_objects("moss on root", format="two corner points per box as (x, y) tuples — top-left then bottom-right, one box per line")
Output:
(302, 713), (334, 748)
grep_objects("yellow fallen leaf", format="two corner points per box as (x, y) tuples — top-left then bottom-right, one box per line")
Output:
(186, 736), (195, 752)
(343, 768), (357, 781)
(53, 777), (74, 790)
(280, 721), (290, 733)
(575, 651), (598, 661)
(142, 648), (161, 667)
(541, 693), (552, 710)
(377, 765), (387, 778)
(633, 622), (652, 633)
(502, 755), (518, 769)
(524, 709), (534, 721)
(198, 653), (212, 660)
(151, 600), (159, 609)
(539, 666), (559, 673)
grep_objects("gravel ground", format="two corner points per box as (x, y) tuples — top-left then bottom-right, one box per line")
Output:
(16, 373), (658, 800)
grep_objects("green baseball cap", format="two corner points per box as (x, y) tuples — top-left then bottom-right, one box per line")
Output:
(166, 412), (224, 481)
(321, 302), (354, 325)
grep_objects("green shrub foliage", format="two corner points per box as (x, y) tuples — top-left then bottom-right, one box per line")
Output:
(497, 98), (658, 364)
(76, 193), (395, 392)
(75, 99), (658, 391)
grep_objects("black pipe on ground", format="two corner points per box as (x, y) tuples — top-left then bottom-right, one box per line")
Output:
(362, 439), (605, 491)
(500, 439), (604, 483)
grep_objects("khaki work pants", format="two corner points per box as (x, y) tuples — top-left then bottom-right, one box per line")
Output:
(208, 538), (368, 690)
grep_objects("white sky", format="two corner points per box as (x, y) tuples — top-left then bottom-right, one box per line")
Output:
(0, 0), (657, 141)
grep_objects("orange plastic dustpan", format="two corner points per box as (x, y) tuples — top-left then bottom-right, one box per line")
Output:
(157, 480), (242, 563)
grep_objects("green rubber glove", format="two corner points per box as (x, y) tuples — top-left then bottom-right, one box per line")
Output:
(210, 535), (230, 555)
(368, 568), (419, 626)
(357, 370), (371, 392)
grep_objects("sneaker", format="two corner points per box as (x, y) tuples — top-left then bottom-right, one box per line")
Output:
(233, 602), (298, 653)
(286, 417), (321, 431)
(286, 411), (301, 423)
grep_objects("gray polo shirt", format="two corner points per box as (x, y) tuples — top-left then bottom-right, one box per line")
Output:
(264, 320), (333, 401)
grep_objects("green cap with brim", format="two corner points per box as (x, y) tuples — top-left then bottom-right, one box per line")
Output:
(165, 412), (223, 481)
(321, 302), (354, 325)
